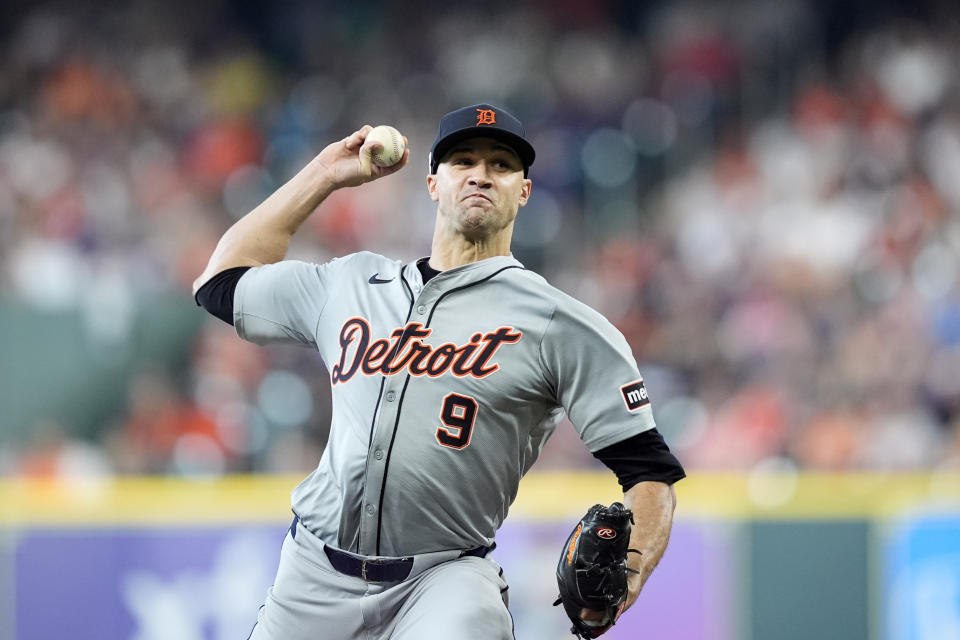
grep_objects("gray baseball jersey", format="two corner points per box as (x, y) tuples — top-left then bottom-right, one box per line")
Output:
(234, 251), (655, 557)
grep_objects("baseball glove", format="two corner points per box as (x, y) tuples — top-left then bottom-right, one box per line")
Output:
(553, 502), (639, 638)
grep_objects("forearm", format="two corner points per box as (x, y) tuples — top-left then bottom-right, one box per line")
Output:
(623, 481), (676, 598)
(192, 122), (412, 295)
(192, 158), (336, 294)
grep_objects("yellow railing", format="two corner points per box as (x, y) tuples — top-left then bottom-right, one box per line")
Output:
(1, 472), (959, 526)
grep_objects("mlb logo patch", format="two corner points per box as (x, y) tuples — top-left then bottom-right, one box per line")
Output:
(621, 380), (650, 411)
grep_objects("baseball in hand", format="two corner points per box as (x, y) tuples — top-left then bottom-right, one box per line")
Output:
(366, 125), (405, 167)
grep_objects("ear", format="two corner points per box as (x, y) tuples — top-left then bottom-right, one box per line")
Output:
(426, 174), (439, 203)
(517, 178), (532, 207)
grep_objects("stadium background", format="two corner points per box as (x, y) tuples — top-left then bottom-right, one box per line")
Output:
(1, 0), (959, 638)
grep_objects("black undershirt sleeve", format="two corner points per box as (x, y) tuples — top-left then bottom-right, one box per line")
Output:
(194, 266), (252, 326)
(592, 428), (686, 492)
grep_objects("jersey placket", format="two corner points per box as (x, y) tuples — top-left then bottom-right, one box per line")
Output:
(358, 277), (436, 557)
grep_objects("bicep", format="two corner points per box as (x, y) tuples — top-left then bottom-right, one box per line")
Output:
(233, 259), (339, 346)
(541, 305), (656, 451)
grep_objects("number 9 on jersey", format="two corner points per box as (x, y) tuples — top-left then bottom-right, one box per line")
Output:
(437, 393), (478, 450)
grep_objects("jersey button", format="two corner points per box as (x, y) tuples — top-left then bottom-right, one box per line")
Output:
(365, 504), (376, 515)
(385, 391), (396, 402)
(374, 449), (384, 460)
(416, 304), (426, 314)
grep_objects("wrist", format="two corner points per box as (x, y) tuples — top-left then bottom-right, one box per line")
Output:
(305, 157), (338, 199)
(625, 549), (645, 574)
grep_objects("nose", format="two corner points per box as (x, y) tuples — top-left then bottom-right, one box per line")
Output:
(467, 162), (494, 188)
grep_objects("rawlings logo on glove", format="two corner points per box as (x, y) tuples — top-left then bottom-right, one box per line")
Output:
(553, 502), (640, 638)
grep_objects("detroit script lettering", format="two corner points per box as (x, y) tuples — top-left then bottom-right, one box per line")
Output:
(331, 318), (522, 384)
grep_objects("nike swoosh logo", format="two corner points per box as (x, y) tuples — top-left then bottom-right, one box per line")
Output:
(368, 273), (395, 284)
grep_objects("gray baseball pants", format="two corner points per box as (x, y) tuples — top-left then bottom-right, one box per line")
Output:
(247, 518), (515, 640)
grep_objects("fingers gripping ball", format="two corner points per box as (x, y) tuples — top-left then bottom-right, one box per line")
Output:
(553, 502), (640, 639)
(365, 125), (406, 167)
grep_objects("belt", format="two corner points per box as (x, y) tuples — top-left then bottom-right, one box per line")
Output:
(290, 515), (494, 583)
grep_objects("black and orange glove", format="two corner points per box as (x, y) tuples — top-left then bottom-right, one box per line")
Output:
(552, 502), (639, 638)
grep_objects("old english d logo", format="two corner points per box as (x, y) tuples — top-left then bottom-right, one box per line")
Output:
(476, 108), (496, 126)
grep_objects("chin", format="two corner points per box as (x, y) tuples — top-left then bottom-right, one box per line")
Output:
(449, 204), (512, 239)
(458, 207), (493, 229)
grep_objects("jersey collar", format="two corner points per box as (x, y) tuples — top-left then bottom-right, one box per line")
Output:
(403, 254), (524, 287)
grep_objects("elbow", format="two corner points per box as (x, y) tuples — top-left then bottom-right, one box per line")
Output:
(624, 480), (677, 514)
(192, 273), (209, 298)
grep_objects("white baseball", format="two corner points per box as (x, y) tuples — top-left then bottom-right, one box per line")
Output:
(366, 125), (405, 167)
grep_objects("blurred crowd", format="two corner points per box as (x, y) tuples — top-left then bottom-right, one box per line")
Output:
(2, 0), (960, 478)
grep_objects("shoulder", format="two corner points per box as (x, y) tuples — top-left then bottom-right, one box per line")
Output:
(341, 251), (404, 272)
(306, 250), (404, 275)
(240, 251), (402, 282)
(507, 268), (614, 328)
(516, 275), (630, 358)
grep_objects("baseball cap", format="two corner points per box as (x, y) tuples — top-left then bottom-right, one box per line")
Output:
(429, 103), (536, 176)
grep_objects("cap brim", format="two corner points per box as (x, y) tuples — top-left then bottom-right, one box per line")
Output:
(431, 127), (535, 172)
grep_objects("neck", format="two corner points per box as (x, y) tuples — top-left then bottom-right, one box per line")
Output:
(429, 218), (514, 271)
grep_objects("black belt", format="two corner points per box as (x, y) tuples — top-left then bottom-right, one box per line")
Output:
(289, 515), (494, 583)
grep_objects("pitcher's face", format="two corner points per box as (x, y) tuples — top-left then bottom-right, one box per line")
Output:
(427, 137), (531, 240)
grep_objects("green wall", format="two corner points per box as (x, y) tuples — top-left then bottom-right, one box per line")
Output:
(0, 295), (205, 443)
(749, 520), (871, 640)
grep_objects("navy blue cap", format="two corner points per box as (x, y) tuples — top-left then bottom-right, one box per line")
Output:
(429, 103), (535, 175)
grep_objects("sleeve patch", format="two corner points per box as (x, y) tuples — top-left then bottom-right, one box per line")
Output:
(620, 380), (650, 411)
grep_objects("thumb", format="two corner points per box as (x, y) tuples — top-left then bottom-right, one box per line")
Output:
(357, 142), (375, 175)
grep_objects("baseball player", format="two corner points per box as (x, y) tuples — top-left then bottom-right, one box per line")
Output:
(193, 104), (685, 639)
